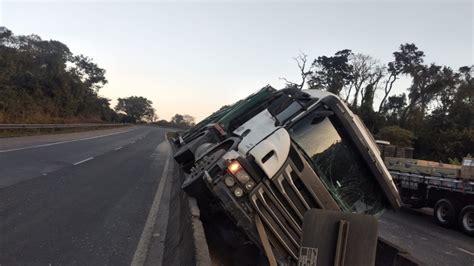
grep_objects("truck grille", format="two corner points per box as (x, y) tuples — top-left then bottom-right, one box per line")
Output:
(250, 160), (320, 260)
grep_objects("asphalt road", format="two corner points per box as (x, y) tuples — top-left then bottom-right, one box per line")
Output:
(2, 126), (473, 266)
(380, 208), (474, 265)
(0, 126), (172, 265)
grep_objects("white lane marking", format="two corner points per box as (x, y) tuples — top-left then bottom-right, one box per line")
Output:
(114, 146), (123, 151)
(131, 141), (171, 266)
(73, 157), (94, 165)
(130, 140), (136, 144)
(457, 247), (474, 256)
(0, 128), (137, 153)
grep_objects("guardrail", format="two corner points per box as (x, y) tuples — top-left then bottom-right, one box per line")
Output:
(0, 123), (129, 129)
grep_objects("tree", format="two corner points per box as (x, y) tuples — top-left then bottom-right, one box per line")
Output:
(145, 109), (158, 123)
(71, 55), (108, 91)
(360, 63), (384, 110)
(446, 66), (473, 129)
(307, 49), (354, 95)
(347, 54), (383, 106)
(183, 114), (196, 126)
(400, 64), (457, 128)
(0, 27), (114, 123)
(115, 96), (155, 123)
(281, 52), (312, 90)
(170, 113), (195, 127)
(415, 65), (474, 162)
(285, 44), (472, 163)
(382, 93), (407, 123)
(171, 114), (185, 125)
(378, 43), (425, 112)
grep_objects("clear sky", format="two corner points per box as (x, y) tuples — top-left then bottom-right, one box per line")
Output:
(1, 0), (472, 121)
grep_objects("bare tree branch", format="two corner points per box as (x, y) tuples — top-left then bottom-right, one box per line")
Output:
(280, 52), (312, 90)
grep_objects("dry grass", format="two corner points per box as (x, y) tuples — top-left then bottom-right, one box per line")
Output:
(0, 125), (127, 138)
(0, 112), (104, 124)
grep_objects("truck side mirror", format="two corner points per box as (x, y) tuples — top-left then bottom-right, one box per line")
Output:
(299, 209), (378, 266)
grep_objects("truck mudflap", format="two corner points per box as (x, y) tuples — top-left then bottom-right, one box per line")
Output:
(300, 209), (379, 266)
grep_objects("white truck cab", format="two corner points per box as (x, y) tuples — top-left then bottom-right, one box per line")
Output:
(181, 88), (401, 263)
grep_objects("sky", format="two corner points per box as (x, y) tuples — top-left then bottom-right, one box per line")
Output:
(1, 0), (473, 122)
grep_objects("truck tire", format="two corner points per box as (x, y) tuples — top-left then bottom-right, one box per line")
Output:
(433, 199), (457, 228)
(459, 205), (474, 237)
(174, 130), (219, 172)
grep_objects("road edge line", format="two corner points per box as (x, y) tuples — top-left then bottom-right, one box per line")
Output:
(131, 141), (171, 266)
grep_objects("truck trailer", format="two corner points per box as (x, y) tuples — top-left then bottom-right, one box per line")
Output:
(386, 157), (474, 236)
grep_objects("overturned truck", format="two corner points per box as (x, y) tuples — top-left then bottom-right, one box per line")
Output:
(174, 86), (402, 265)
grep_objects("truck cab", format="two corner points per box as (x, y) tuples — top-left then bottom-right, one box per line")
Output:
(178, 88), (401, 264)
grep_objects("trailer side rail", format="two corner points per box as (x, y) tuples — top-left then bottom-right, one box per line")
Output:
(390, 171), (474, 194)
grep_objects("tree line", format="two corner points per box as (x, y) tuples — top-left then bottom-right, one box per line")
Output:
(0, 27), (115, 123)
(284, 44), (473, 163)
(0, 27), (197, 127)
(2, 27), (470, 161)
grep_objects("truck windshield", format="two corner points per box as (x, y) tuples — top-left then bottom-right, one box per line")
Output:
(289, 107), (386, 215)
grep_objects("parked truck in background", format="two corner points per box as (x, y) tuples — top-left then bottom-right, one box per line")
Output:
(385, 156), (474, 236)
(173, 86), (402, 264)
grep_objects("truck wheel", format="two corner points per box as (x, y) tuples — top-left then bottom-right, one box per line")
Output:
(459, 205), (474, 237)
(433, 199), (457, 228)
(174, 130), (218, 172)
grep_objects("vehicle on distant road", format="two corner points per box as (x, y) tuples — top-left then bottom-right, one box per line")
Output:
(173, 87), (401, 264)
(387, 156), (474, 236)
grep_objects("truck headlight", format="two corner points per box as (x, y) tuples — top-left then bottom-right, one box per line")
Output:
(227, 160), (251, 184)
(224, 176), (235, 187)
(228, 161), (241, 174)
(244, 181), (255, 191)
(234, 170), (250, 183)
(234, 187), (244, 197)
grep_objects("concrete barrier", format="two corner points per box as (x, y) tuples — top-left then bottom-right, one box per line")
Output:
(188, 197), (212, 266)
(162, 135), (210, 266)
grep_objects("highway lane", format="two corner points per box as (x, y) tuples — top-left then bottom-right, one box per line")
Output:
(380, 208), (474, 266)
(0, 126), (172, 265)
(0, 126), (150, 188)
(0, 126), (138, 151)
